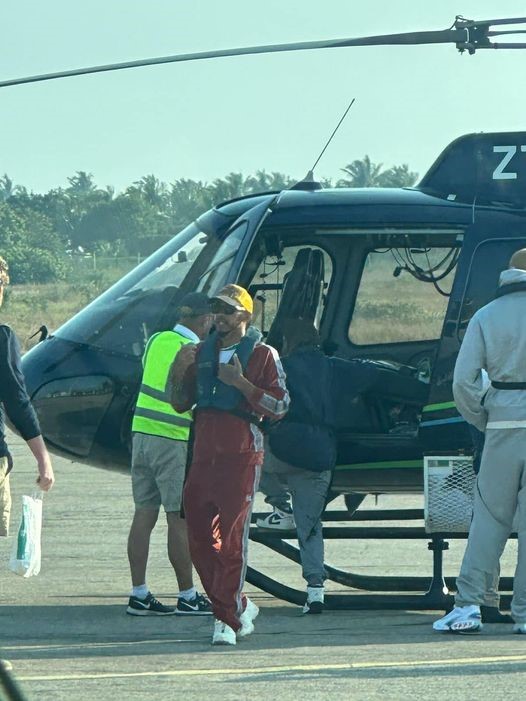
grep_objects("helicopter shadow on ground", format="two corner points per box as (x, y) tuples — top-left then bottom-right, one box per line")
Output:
(0, 602), (513, 663)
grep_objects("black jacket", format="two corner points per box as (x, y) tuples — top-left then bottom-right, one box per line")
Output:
(0, 325), (41, 461)
(269, 347), (381, 472)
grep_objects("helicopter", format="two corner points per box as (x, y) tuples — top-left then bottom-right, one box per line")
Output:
(5, 14), (526, 609)
(8, 15), (526, 502)
(17, 125), (526, 509)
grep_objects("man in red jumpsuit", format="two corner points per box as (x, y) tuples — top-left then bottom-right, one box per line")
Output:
(170, 284), (289, 645)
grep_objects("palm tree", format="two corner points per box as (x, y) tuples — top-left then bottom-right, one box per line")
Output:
(129, 174), (168, 207)
(169, 178), (212, 224)
(67, 171), (97, 195)
(338, 156), (384, 188)
(0, 174), (14, 201)
(377, 164), (418, 188)
(209, 172), (249, 202)
(245, 170), (294, 193)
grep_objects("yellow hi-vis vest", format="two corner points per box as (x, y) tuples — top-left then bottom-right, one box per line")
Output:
(131, 330), (193, 441)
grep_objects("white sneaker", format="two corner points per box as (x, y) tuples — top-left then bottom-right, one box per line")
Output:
(256, 508), (295, 531)
(513, 623), (526, 634)
(212, 619), (236, 646)
(433, 605), (482, 633)
(302, 586), (324, 614)
(238, 598), (259, 638)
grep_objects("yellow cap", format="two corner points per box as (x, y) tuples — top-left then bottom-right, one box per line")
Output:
(213, 284), (253, 314)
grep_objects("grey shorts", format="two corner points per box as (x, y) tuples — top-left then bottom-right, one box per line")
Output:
(131, 433), (188, 512)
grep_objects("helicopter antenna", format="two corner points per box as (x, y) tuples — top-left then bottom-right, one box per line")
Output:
(290, 97), (356, 192)
(310, 98), (356, 173)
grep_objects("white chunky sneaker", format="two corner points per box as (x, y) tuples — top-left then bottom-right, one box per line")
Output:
(256, 507), (295, 531)
(212, 619), (236, 646)
(238, 598), (259, 638)
(433, 605), (482, 633)
(302, 586), (325, 614)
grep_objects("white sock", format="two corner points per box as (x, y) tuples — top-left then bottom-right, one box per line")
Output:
(132, 584), (149, 599)
(178, 586), (197, 601)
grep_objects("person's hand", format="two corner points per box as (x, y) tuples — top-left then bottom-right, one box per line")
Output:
(37, 456), (55, 491)
(218, 355), (243, 386)
(170, 344), (197, 382)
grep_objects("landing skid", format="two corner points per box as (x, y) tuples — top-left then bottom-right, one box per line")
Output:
(247, 508), (513, 611)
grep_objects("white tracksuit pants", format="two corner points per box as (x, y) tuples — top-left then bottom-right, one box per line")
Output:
(456, 428), (526, 622)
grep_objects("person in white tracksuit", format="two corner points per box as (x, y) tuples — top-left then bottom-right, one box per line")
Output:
(434, 249), (526, 634)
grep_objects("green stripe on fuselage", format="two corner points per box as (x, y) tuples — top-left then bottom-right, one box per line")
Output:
(335, 459), (423, 471)
(423, 401), (456, 412)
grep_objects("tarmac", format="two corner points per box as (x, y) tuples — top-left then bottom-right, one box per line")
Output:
(1, 431), (525, 701)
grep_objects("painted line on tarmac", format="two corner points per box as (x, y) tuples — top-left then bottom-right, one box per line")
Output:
(2, 639), (199, 652)
(16, 653), (526, 682)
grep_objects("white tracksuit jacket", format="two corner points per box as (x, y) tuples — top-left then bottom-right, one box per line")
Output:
(453, 267), (526, 432)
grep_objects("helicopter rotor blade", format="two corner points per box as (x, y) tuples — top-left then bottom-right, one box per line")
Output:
(479, 43), (526, 49)
(1, 17), (526, 89)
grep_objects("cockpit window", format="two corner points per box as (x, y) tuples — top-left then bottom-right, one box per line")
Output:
(197, 221), (249, 296)
(349, 246), (458, 345)
(126, 229), (209, 295)
(54, 219), (236, 357)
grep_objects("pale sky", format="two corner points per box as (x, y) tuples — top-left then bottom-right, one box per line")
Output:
(2, 1), (526, 193)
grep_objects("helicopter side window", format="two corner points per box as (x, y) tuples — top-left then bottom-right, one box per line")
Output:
(349, 247), (457, 346)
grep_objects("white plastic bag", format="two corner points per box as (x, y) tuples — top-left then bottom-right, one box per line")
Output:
(9, 493), (43, 577)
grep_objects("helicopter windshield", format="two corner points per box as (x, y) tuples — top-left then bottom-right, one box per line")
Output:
(54, 218), (237, 357)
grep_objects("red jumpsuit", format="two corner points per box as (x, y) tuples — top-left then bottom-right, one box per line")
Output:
(177, 342), (289, 631)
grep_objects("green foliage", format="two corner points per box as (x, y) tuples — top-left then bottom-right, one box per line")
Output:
(338, 157), (418, 188)
(0, 201), (70, 283)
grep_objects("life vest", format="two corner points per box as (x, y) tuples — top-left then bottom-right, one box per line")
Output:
(132, 330), (193, 440)
(196, 326), (261, 413)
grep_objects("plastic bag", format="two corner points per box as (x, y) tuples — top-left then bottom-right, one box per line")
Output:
(9, 493), (43, 577)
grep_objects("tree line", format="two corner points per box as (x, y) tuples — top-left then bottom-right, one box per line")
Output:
(0, 158), (417, 284)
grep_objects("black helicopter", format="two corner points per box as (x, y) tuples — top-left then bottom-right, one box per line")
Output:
(7, 15), (526, 510)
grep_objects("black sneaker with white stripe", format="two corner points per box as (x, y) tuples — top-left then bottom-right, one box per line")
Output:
(126, 592), (176, 616)
(176, 592), (213, 615)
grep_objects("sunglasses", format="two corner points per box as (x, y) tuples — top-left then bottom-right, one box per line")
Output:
(210, 301), (237, 315)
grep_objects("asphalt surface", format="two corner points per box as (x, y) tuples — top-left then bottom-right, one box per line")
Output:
(1, 432), (525, 701)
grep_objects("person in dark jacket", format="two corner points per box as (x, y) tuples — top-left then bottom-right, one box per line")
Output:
(0, 256), (54, 538)
(258, 319), (378, 614)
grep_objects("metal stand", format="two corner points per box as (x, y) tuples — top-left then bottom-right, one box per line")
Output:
(247, 508), (514, 610)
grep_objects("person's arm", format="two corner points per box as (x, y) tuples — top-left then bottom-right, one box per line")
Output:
(218, 347), (290, 420)
(169, 344), (197, 412)
(26, 435), (54, 491)
(453, 314), (488, 432)
(0, 327), (54, 491)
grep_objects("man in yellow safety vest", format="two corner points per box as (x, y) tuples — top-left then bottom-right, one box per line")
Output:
(126, 292), (213, 617)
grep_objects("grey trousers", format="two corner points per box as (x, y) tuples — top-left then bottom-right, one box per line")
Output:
(456, 428), (526, 622)
(258, 469), (291, 512)
(261, 448), (331, 586)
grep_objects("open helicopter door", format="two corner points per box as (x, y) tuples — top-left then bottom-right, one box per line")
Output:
(265, 248), (325, 351)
